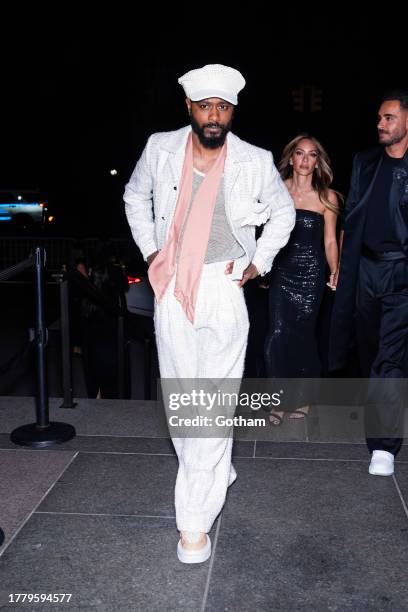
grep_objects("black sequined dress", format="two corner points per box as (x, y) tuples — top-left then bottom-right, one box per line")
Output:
(264, 209), (326, 389)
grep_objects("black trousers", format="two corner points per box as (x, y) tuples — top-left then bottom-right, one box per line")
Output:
(356, 254), (408, 456)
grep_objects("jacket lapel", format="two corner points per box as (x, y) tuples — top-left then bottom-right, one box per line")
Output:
(161, 126), (191, 185)
(347, 149), (383, 224)
(160, 127), (251, 201)
(223, 132), (251, 201)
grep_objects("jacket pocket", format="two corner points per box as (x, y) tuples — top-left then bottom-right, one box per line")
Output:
(153, 181), (177, 219)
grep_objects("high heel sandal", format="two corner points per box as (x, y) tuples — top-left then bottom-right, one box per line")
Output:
(289, 405), (310, 419)
(269, 411), (284, 426)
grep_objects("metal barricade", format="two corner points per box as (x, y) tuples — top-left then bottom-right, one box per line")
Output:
(0, 247), (76, 448)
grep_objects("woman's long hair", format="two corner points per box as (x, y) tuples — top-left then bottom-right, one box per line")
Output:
(279, 134), (343, 214)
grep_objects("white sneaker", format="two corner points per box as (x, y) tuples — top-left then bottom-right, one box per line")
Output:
(369, 450), (394, 476)
(177, 532), (211, 564)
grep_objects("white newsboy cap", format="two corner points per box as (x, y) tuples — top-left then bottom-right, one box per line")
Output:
(178, 64), (246, 106)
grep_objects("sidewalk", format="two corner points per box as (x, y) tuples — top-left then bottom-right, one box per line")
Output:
(0, 397), (407, 611)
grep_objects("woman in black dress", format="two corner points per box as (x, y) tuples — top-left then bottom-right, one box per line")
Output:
(265, 134), (341, 424)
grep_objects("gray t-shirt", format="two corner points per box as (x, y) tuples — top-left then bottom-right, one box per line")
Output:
(177, 169), (244, 264)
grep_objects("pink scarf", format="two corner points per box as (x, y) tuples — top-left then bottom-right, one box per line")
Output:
(148, 132), (227, 324)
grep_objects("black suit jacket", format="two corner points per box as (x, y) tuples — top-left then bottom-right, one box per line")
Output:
(329, 146), (408, 371)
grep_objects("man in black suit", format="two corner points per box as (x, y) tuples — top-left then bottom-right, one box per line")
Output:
(330, 90), (408, 476)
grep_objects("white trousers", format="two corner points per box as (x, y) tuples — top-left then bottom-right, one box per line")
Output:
(154, 261), (249, 532)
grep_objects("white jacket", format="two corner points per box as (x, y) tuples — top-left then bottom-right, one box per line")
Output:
(124, 126), (295, 279)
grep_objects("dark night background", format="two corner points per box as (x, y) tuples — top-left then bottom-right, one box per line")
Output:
(2, 7), (406, 239)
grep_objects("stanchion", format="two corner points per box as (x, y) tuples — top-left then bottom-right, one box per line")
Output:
(59, 279), (76, 409)
(10, 247), (76, 448)
(118, 315), (125, 399)
(0, 528), (4, 546)
(144, 337), (151, 400)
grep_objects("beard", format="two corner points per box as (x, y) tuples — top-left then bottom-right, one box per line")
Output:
(190, 116), (232, 149)
(378, 128), (407, 146)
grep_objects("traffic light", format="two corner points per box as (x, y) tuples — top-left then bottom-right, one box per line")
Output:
(291, 87), (305, 112)
(311, 87), (323, 112)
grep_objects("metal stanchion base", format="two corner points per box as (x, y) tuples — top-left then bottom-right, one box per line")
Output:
(10, 422), (76, 448)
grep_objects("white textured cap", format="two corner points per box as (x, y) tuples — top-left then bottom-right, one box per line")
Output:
(178, 64), (246, 105)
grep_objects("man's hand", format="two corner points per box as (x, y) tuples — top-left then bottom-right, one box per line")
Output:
(225, 261), (259, 287)
(224, 261), (234, 275)
(238, 263), (259, 287)
(147, 251), (159, 267)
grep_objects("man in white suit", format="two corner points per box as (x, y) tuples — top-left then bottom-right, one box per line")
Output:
(124, 64), (295, 563)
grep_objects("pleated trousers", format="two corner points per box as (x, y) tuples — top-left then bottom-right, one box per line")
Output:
(154, 261), (249, 532)
(356, 254), (408, 455)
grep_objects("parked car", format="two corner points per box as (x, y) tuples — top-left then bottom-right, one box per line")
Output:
(0, 189), (54, 228)
(126, 274), (154, 317)
(123, 254), (154, 318)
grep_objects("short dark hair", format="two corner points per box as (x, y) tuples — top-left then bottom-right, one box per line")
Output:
(381, 89), (408, 110)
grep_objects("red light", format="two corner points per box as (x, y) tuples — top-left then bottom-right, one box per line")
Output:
(127, 276), (142, 285)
